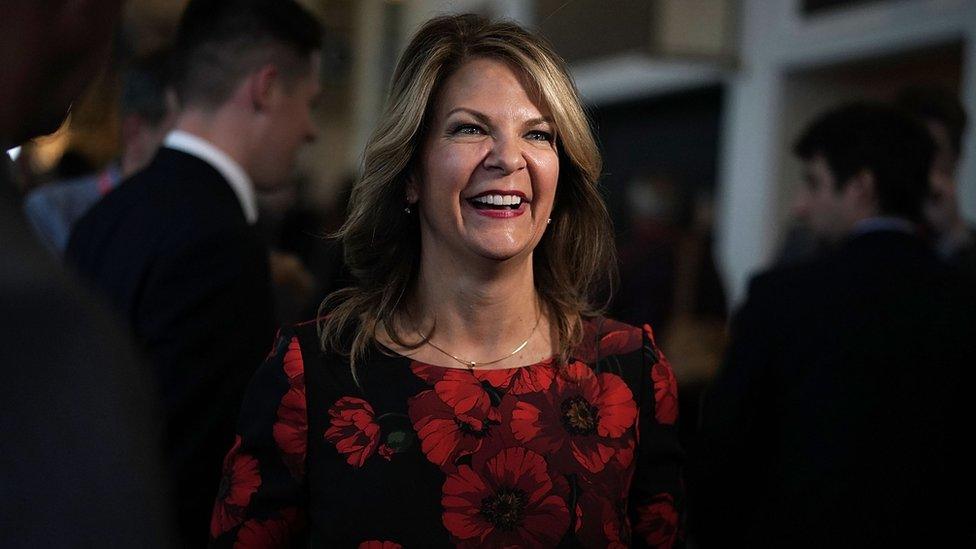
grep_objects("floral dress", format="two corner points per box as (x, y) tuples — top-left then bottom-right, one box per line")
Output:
(210, 317), (684, 548)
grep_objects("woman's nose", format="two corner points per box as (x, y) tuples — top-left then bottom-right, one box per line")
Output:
(483, 135), (527, 174)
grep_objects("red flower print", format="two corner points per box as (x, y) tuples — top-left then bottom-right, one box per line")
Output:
(433, 368), (502, 430)
(233, 508), (301, 548)
(652, 361), (679, 426)
(575, 493), (626, 549)
(605, 524), (628, 549)
(211, 435), (262, 537)
(575, 448), (633, 549)
(273, 386), (307, 478)
(613, 436), (636, 472)
(412, 360), (554, 396)
(510, 362), (637, 473)
(482, 360), (556, 395)
(407, 389), (510, 471)
(642, 323), (658, 342)
(357, 542), (402, 549)
(634, 493), (680, 549)
(281, 336), (304, 385)
(441, 447), (570, 548)
(409, 361), (449, 385)
(599, 322), (643, 356)
(645, 324), (678, 426)
(378, 444), (395, 461)
(324, 397), (381, 467)
(575, 318), (643, 363)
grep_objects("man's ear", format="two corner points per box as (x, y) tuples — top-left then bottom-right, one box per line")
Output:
(120, 113), (144, 146)
(164, 88), (180, 115)
(247, 64), (279, 112)
(846, 169), (877, 209)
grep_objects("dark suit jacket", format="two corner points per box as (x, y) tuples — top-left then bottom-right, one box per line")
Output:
(67, 147), (276, 546)
(692, 229), (976, 547)
(1, 160), (174, 546)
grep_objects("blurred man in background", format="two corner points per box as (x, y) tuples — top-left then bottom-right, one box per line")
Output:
(24, 50), (177, 255)
(896, 85), (974, 274)
(1, 0), (173, 545)
(692, 102), (976, 547)
(66, 0), (322, 543)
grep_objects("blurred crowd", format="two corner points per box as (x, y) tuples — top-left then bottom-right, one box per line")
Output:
(1, 0), (973, 547)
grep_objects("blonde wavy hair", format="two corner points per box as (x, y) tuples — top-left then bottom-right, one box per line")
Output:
(319, 14), (615, 378)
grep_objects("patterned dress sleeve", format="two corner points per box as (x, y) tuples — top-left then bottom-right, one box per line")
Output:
(629, 324), (685, 549)
(210, 328), (308, 547)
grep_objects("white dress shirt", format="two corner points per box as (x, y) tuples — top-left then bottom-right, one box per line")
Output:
(851, 216), (916, 236)
(163, 130), (258, 224)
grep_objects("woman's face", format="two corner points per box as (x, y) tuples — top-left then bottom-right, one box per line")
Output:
(410, 57), (559, 265)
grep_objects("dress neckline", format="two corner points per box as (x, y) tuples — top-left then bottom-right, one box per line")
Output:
(373, 340), (556, 372)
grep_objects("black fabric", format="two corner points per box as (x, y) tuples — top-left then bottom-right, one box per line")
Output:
(210, 318), (686, 547)
(946, 226), (976, 278)
(691, 230), (976, 547)
(1, 161), (174, 546)
(67, 147), (276, 546)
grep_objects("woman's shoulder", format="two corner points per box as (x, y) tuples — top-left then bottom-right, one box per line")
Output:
(275, 316), (398, 383)
(269, 317), (321, 356)
(283, 315), (362, 351)
(288, 316), (325, 340)
(261, 318), (332, 381)
(573, 315), (661, 363)
(573, 317), (678, 424)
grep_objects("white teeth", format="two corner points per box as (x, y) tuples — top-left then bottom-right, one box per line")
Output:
(472, 194), (523, 206)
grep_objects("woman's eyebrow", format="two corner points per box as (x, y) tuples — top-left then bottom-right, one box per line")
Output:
(445, 108), (552, 128)
(445, 107), (491, 125)
(524, 116), (553, 127)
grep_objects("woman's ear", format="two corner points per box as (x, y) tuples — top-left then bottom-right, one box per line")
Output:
(405, 174), (419, 204)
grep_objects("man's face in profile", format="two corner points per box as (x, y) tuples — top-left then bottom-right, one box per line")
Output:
(923, 119), (960, 234)
(793, 155), (853, 243)
(251, 52), (322, 191)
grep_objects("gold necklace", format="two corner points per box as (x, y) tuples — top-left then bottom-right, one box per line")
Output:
(416, 312), (541, 369)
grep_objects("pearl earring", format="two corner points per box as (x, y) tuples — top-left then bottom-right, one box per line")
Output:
(546, 218), (552, 224)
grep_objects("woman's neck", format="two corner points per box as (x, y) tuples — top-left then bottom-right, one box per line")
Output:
(403, 248), (550, 367)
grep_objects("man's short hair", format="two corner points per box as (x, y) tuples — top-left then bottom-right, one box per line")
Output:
(173, 0), (322, 109)
(895, 85), (968, 157)
(121, 49), (172, 127)
(793, 102), (936, 222)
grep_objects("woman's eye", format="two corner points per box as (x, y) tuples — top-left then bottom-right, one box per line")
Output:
(526, 130), (553, 142)
(450, 124), (485, 136)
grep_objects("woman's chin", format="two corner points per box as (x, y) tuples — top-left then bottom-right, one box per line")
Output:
(466, 241), (534, 264)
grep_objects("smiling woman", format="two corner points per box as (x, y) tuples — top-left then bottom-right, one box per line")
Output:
(408, 56), (559, 285)
(210, 14), (685, 548)
(326, 15), (613, 373)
